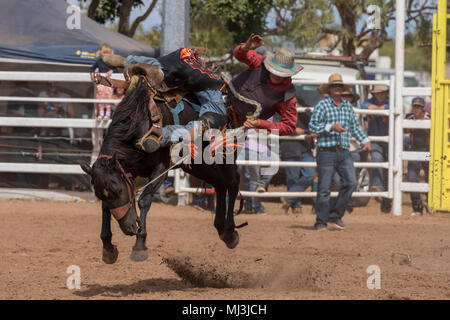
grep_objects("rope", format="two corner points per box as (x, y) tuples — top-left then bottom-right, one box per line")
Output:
(137, 154), (190, 193)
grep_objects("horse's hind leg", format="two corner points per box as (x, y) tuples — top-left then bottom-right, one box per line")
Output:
(222, 167), (240, 249)
(213, 184), (227, 238)
(101, 202), (119, 264)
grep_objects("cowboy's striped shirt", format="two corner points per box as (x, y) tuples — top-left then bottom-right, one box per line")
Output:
(309, 96), (370, 149)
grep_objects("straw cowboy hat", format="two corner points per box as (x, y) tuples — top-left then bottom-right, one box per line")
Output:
(341, 89), (360, 103)
(264, 48), (303, 77)
(370, 84), (389, 93)
(317, 73), (351, 94)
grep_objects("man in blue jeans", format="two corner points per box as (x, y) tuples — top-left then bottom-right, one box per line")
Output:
(405, 97), (430, 216)
(309, 74), (371, 231)
(278, 109), (315, 214)
(361, 84), (391, 213)
(238, 141), (278, 214)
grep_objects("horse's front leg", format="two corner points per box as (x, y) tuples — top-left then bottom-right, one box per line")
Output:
(130, 191), (152, 262)
(130, 164), (168, 262)
(101, 201), (119, 264)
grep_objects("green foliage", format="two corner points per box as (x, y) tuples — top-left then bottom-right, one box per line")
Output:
(269, 0), (333, 48)
(79, 0), (145, 24)
(379, 36), (432, 73)
(134, 25), (161, 48)
(190, 2), (234, 57)
(191, 0), (274, 44)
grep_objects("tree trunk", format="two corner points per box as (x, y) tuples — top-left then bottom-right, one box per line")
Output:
(334, 1), (357, 56)
(117, 0), (158, 38)
(87, 0), (100, 20)
(118, 0), (134, 37)
(357, 30), (388, 61)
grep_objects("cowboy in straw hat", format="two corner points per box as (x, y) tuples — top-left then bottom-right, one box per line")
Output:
(316, 76), (359, 103)
(230, 33), (303, 136)
(309, 72), (371, 231)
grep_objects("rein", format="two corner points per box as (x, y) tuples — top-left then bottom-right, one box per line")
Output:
(98, 154), (136, 221)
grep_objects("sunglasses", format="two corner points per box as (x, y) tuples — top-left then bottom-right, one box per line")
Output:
(330, 84), (344, 88)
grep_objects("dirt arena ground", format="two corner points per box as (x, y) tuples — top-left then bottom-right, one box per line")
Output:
(1, 197), (449, 300)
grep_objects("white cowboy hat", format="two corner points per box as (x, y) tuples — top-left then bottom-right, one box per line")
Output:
(263, 48), (303, 78)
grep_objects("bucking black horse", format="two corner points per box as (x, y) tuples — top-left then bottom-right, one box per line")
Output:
(80, 76), (243, 264)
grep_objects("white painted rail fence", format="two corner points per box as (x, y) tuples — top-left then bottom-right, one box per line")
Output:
(0, 72), (432, 215)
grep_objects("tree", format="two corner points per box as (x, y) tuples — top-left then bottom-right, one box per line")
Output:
(334, 0), (435, 61)
(379, 20), (433, 73)
(265, 0), (334, 49)
(79, 0), (158, 37)
(268, 0), (436, 61)
(134, 25), (162, 48)
(191, 0), (274, 44)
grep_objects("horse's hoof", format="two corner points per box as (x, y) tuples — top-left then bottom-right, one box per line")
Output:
(102, 246), (119, 264)
(130, 248), (149, 262)
(219, 231), (240, 249)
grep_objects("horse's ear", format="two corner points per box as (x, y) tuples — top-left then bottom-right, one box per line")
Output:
(80, 162), (92, 176)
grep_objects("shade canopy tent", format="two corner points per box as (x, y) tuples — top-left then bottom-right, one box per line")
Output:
(0, 0), (157, 66)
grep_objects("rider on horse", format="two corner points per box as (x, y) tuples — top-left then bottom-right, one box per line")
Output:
(101, 34), (303, 154)
(227, 34), (303, 136)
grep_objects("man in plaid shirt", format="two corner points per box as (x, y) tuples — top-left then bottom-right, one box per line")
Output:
(309, 74), (371, 231)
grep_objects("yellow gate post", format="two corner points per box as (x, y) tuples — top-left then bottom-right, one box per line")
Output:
(429, 0), (450, 212)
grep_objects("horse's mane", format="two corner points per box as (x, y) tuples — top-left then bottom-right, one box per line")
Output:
(96, 78), (152, 176)
(107, 78), (151, 143)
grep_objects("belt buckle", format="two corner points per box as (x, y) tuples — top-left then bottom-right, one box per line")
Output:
(335, 146), (343, 151)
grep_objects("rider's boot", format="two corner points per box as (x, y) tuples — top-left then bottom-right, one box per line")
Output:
(103, 54), (126, 68)
(138, 124), (201, 156)
(137, 113), (228, 155)
(139, 135), (161, 153)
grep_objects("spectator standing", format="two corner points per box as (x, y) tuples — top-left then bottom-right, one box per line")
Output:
(361, 84), (392, 213)
(239, 122), (279, 214)
(38, 82), (75, 189)
(309, 74), (371, 231)
(330, 88), (362, 213)
(405, 97), (430, 216)
(90, 43), (118, 121)
(278, 108), (315, 214)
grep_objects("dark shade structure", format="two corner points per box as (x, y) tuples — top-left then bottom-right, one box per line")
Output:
(0, 0), (157, 65)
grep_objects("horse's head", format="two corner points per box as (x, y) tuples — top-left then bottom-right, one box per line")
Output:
(81, 154), (141, 236)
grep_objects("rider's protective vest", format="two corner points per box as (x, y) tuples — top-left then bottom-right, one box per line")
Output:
(228, 65), (296, 121)
(157, 48), (223, 91)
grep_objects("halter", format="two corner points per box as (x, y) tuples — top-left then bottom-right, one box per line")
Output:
(98, 154), (136, 221)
